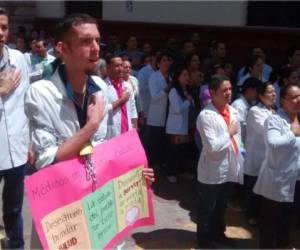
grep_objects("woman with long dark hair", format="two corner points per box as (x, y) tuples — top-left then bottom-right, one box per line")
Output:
(165, 67), (194, 183)
(185, 53), (204, 108)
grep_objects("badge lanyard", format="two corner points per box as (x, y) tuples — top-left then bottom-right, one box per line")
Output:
(80, 142), (97, 191)
(60, 65), (97, 191)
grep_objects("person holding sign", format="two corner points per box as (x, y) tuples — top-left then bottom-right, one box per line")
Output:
(0, 7), (30, 249)
(25, 14), (108, 169)
(24, 13), (154, 248)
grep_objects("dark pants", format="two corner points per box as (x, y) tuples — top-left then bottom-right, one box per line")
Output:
(294, 181), (300, 226)
(144, 125), (167, 166)
(244, 174), (260, 219)
(0, 165), (25, 249)
(196, 182), (233, 244)
(259, 196), (292, 249)
(165, 140), (189, 176)
(138, 118), (147, 149)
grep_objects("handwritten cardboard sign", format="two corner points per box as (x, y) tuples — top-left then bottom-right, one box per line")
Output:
(25, 130), (154, 250)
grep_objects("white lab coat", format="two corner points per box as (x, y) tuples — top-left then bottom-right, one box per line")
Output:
(146, 70), (168, 127)
(137, 64), (155, 117)
(166, 88), (191, 135)
(25, 70), (109, 169)
(25, 52), (55, 83)
(244, 103), (273, 176)
(105, 78), (138, 139)
(231, 95), (250, 143)
(197, 102), (244, 184)
(128, 75), (142, 113)
(0, 47), (30, 169)
(254, 109), (300, 202)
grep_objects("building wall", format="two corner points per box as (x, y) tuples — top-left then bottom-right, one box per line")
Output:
(35, 1), (65, 18)
(102, 1), (248, 27)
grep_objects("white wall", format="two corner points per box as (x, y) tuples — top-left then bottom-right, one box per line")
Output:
(102, 1), (247, 27)
(36, 1), (65, 18)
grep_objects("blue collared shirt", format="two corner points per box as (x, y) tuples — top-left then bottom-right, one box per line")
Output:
(58, 65), (101, 128)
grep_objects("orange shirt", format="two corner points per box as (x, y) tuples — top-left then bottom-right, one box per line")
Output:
(219, 105), (239, 155)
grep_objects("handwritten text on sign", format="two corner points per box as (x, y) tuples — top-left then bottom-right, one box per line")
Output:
(25, 130), (154, 250)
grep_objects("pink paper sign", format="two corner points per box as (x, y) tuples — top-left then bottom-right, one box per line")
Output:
(25, 130), (154, 250)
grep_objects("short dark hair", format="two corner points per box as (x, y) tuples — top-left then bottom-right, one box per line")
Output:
(280, 83), (299, 99)
(156, 51), (170, 64)
(0, 7), (9, 18)
(104, 54), (121, 65)
(209, 74), (230, 91)
(246, 55), (262, 70)
(55, 13), (97, 44)
(242, 77), (261, 94)
(257, 81), (273, 97)
(279, 66), (298, 87)
(212, 40), (226, 50)
(35, 37), (48, 47)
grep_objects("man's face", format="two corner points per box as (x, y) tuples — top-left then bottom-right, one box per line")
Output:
(108, 35), (118, 46)
(157, 56), (170, 72)
(127, 36), (137, 50)
(211, 80), (232, 105)
(215, 43), (226, 59)
(183, 42), (195, 55)
(253, 48), (266, 62)
(143, 43), (151, 54)
(35, 41), (47, 58)
(247, 88), (258, 102)
(108, 57), (123, 79)
(16, 37), (26, 52)
(30, 40), (37, 53)
(291, 50), (300, 68)
(190, 33), (200, 45)
(250, 58), (264, 77)
(0, 15), (9, 52)
(122, 60), (132, 78)
(61, 23), (100, 74)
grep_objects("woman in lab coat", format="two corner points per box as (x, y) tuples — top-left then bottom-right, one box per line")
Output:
(254, 83), (300, 248)
(243, 82), (276, 226)
(165, 66), (194, 183)
(146, 52), (172, 168)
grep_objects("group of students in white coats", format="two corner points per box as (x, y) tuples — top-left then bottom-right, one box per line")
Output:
(144, 52), (196, 183)
(195, 73), (300, 249)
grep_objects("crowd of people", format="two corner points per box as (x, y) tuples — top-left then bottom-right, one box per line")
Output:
(1, 6), (300, 249)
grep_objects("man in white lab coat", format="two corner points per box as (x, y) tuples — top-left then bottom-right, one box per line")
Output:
(196, 75), (243, 248)
(104, 55), (138, 139)
(0, 7), (30, 249)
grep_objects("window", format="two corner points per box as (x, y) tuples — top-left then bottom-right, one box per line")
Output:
(65, 1), (102, 19)
(247, 1), (300, 28)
